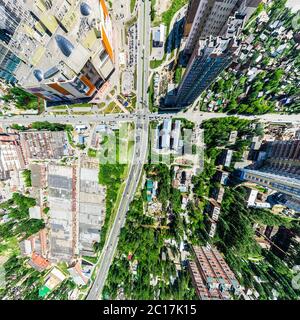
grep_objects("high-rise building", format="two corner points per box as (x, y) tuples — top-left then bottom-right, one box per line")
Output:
(184, 0), (261, 55)
(241, 140), (300, 200)
(0, 0), (114, 103)
(168, 12), (244, 109)
(0, 0), (29, 83)
(175, 38), (241, 108)
(184, 0), (240, 55)
(264, 139), (300, 176)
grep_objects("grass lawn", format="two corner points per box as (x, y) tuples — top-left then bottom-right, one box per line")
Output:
(87, 148), (98, 158)
(130, 0), (136, 13)
(96, 124), (134, 252)
(66, 130), (75, 148)
(68, 103), (92, 108)
(0, 237), (20, 257)
(150, 53), (166, 69)
(161, 0), (188, 32)
(82, 256), (98, 265)
(103, 101), (117, 114)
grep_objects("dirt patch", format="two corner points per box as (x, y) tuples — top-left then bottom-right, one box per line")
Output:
(154, 0), (172, 16)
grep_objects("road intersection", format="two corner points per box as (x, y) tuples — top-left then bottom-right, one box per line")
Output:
(86, 0), (151, 300)
(1, 0), (299, 301)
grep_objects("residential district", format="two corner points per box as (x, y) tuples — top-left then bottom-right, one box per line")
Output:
(0, 0), (299, 301)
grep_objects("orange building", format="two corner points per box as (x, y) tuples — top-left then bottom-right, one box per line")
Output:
(9, 0), (115, 103)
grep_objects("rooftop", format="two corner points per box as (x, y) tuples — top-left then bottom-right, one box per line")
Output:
(13, 0), (113, 87)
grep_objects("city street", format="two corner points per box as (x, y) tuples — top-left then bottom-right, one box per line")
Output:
(86, 0), (151, 300)
(1, 110), (300, 126)
(0, 0), (299, 302)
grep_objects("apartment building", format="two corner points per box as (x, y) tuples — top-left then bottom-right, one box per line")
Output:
(264, 139), (300, 176)
(184, 0), (240, 55)
(211, 186), (225, 204)
(218, 149), (233, 167)
(206, 199), (221, 222)
(184, 0), (261, 55)
(188, 245), (240, 300)
(241, 139), (300, 200)
(173, 14), (243, 109)
(241, 169), (300, 200)
(0, 0), (114, 103)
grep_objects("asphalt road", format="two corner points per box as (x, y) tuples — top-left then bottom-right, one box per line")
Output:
(1, 110), (300, 126)
(1, 0), (299, 301)
(86, 0), (151, 300)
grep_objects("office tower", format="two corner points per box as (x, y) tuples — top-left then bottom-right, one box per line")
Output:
(241, 140), (300, 200)
(0, 0), (114, 103)
(184, 0), (240, 55)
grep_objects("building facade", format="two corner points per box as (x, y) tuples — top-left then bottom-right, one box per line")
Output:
(241, 139), (300, 200)
(264, 139), (300, 176)
(0, 45), (21, 83)
(0, 0), (114, 103)
(184, 0), (261, 55)
(0, 0), (32, 83)
(175, 35), (241, 108)
(184, 0), (240, 55)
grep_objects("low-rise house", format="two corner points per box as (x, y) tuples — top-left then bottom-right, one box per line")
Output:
(0, 133), (25, 180)
(29, 205), (42, 219)
(172, 166), (192, 193)
(214, 170), (229, 185)
(211, 187), (225, 204)
(218, 149), (233, 167)
(206, 199), (221, 222)
(28, 252), (51, 272)
(39, 267), (66, 298)
(20, 131), (71, 161)
(228, 131), (238, 144)
(68, 261), (89, 286)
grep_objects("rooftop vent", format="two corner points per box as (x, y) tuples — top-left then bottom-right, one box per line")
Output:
(33, 69), (43, 82)
(80, 2), (91, 16)
(44, 66), (60, 79)
(55, 35), (74, 57)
